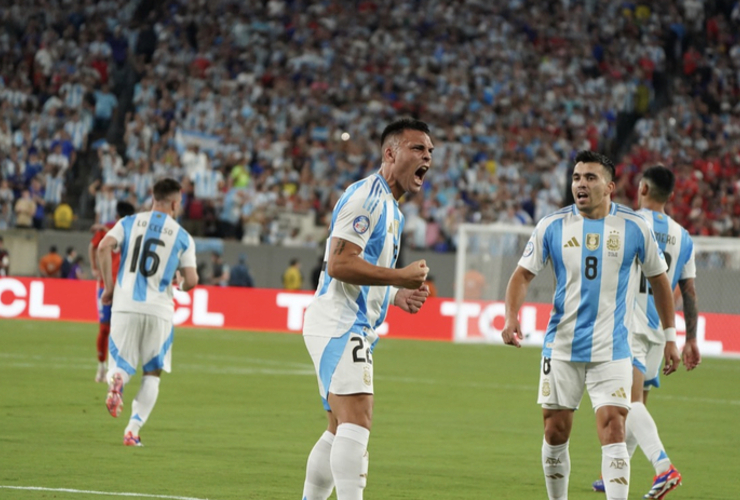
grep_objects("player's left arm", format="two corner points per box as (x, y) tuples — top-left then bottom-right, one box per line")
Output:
(647, 272), (680, 375)
(393, 285), (430, 314)
(678, 277), (701, 370)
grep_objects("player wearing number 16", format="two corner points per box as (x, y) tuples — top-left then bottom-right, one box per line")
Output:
(97, 178), (198, 446)
(501, 151), (680, 500)
(301, 118), (433, 500)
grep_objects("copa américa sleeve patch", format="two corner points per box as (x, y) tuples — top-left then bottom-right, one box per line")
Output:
(353, 215), (370, 234)
(523, 240), (534, 257)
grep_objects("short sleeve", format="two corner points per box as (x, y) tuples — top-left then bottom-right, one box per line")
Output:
(517, 222), (550, 276)
(330, 190), (377, 250)
(640, 225), (668, 278)
(180, 234), (197, 269)
(105, 219), (126, 249)
(679, 238), (696, 280)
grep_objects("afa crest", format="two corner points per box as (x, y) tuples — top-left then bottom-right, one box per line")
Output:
(586, 233), (600, 251)
(606, 231), (620, 251)
(542, 378), (551, 397)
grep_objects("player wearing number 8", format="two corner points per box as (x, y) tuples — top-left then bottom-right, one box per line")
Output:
(501, 151), (680, 500)
(97, 178), (198, 446)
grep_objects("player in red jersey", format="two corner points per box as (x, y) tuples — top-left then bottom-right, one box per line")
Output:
(89, 201), (135, 382)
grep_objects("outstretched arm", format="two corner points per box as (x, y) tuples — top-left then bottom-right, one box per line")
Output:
(678, 277), (700, 370)
(502, 266), (536, 348)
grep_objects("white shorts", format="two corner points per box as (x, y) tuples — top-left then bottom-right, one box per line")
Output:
(304, 328), (377, 411)
(537, 357), (632, 411)
(631, 332), (664, 390)
(108, 311), (174, 376)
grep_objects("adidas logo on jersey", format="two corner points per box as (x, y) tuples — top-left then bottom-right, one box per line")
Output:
(563, 237), (580, 248)
(611, 387), (627, 399)
(610, 477), (628, 485)
(545, 473), (565, 479)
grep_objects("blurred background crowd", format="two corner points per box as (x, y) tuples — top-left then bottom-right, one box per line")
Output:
(2, 0), (740, 252)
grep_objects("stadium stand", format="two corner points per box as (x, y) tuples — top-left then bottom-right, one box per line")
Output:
(1, 0), (739, 247)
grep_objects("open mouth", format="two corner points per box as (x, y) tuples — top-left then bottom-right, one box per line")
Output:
(576, 191), (589, 202)
(414, 165), (429, 184)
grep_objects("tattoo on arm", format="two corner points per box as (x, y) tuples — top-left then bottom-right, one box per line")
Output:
(333, 239), (347, 256)
(679, 279), (698, 341)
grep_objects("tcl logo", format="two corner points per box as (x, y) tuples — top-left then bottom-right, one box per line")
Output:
(0, 278), (60, 319)
(173, 288), (225, 327)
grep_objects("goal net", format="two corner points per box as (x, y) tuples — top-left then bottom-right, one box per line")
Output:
(453, 223), (740, 357)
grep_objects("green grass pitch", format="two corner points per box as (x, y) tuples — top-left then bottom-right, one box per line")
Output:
(1, 319), (738, 499)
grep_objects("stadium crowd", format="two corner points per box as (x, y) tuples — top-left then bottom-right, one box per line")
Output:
(2, 0), (740, 248)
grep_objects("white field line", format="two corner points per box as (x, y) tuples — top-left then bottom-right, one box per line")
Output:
(0, 485), (212, 500)
(2, 353), (739, 406)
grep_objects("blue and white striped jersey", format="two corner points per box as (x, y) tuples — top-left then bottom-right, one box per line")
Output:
(106, 211), (196, 320)
(303, 173), (403, 338)
(632, 208), (695, 343)
(518, 203), (667, 362)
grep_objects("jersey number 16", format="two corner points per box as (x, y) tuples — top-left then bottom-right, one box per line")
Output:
(129, 236), (165, 277)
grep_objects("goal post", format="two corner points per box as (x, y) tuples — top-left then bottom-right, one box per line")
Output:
(453, 223), (740, 357)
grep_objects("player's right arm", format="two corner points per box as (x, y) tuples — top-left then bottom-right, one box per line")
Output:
(502, 266), (536, 348)
(327, 237), (428, 289)
(97, 234), (117, 305)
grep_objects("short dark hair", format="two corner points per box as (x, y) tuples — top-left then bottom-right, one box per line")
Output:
(642, 164), (675, 202)
(116, 201), (135, 218)
(66, 246), (75, 255)
(574, 150), (616, 182)
(380, 118), (431, 148)
(152, 178), (182, 201)
(50, 245), (58, 253)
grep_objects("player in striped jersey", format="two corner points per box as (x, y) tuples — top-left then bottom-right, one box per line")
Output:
(97, 178), (198, 446)
(301, 119), (432, 500)
(502, 151), (681, 500)
(89, 201), (135, 383)
(592, 165), (700, 499)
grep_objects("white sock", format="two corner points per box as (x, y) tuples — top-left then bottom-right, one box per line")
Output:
(98, 361), (107, 370)
(602, 443), (630, 500)
(627, 402), (670, 474)
(302, 431), (335, 500)
(625, 425), (638, 459)
(330, 423), (370, 500)
(124, 375), (160, 436)
(542, 438), (570, 500)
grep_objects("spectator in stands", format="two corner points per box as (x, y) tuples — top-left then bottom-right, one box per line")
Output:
(39, 245), (63, 278)
(67, 255), (84, 280)
(211, 252), (230, 287)
(61, 247), (77, 279)
(282, 258), (303, 290)
(54, 198), (74, 230)
(14, 189), (36, 229)
(0, 236), (9, 276)
(93, 83), (118, 133)
(228, 254), (255, 287)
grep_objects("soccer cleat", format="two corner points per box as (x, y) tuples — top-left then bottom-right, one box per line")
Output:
(644, 465), (682, 499)
(105, 373), (124, 417)
(592, 476), (605, 493)
(123, 431), (142, 447)
(95, 366), (107, 383)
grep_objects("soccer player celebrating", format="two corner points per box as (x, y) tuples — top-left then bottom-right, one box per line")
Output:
(89, 201), (135, 383)
(301, 118), (432, 500)
(502, 151), (680, 500)
(592, 164), (700, 499)
(97, 178), (198, 446)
